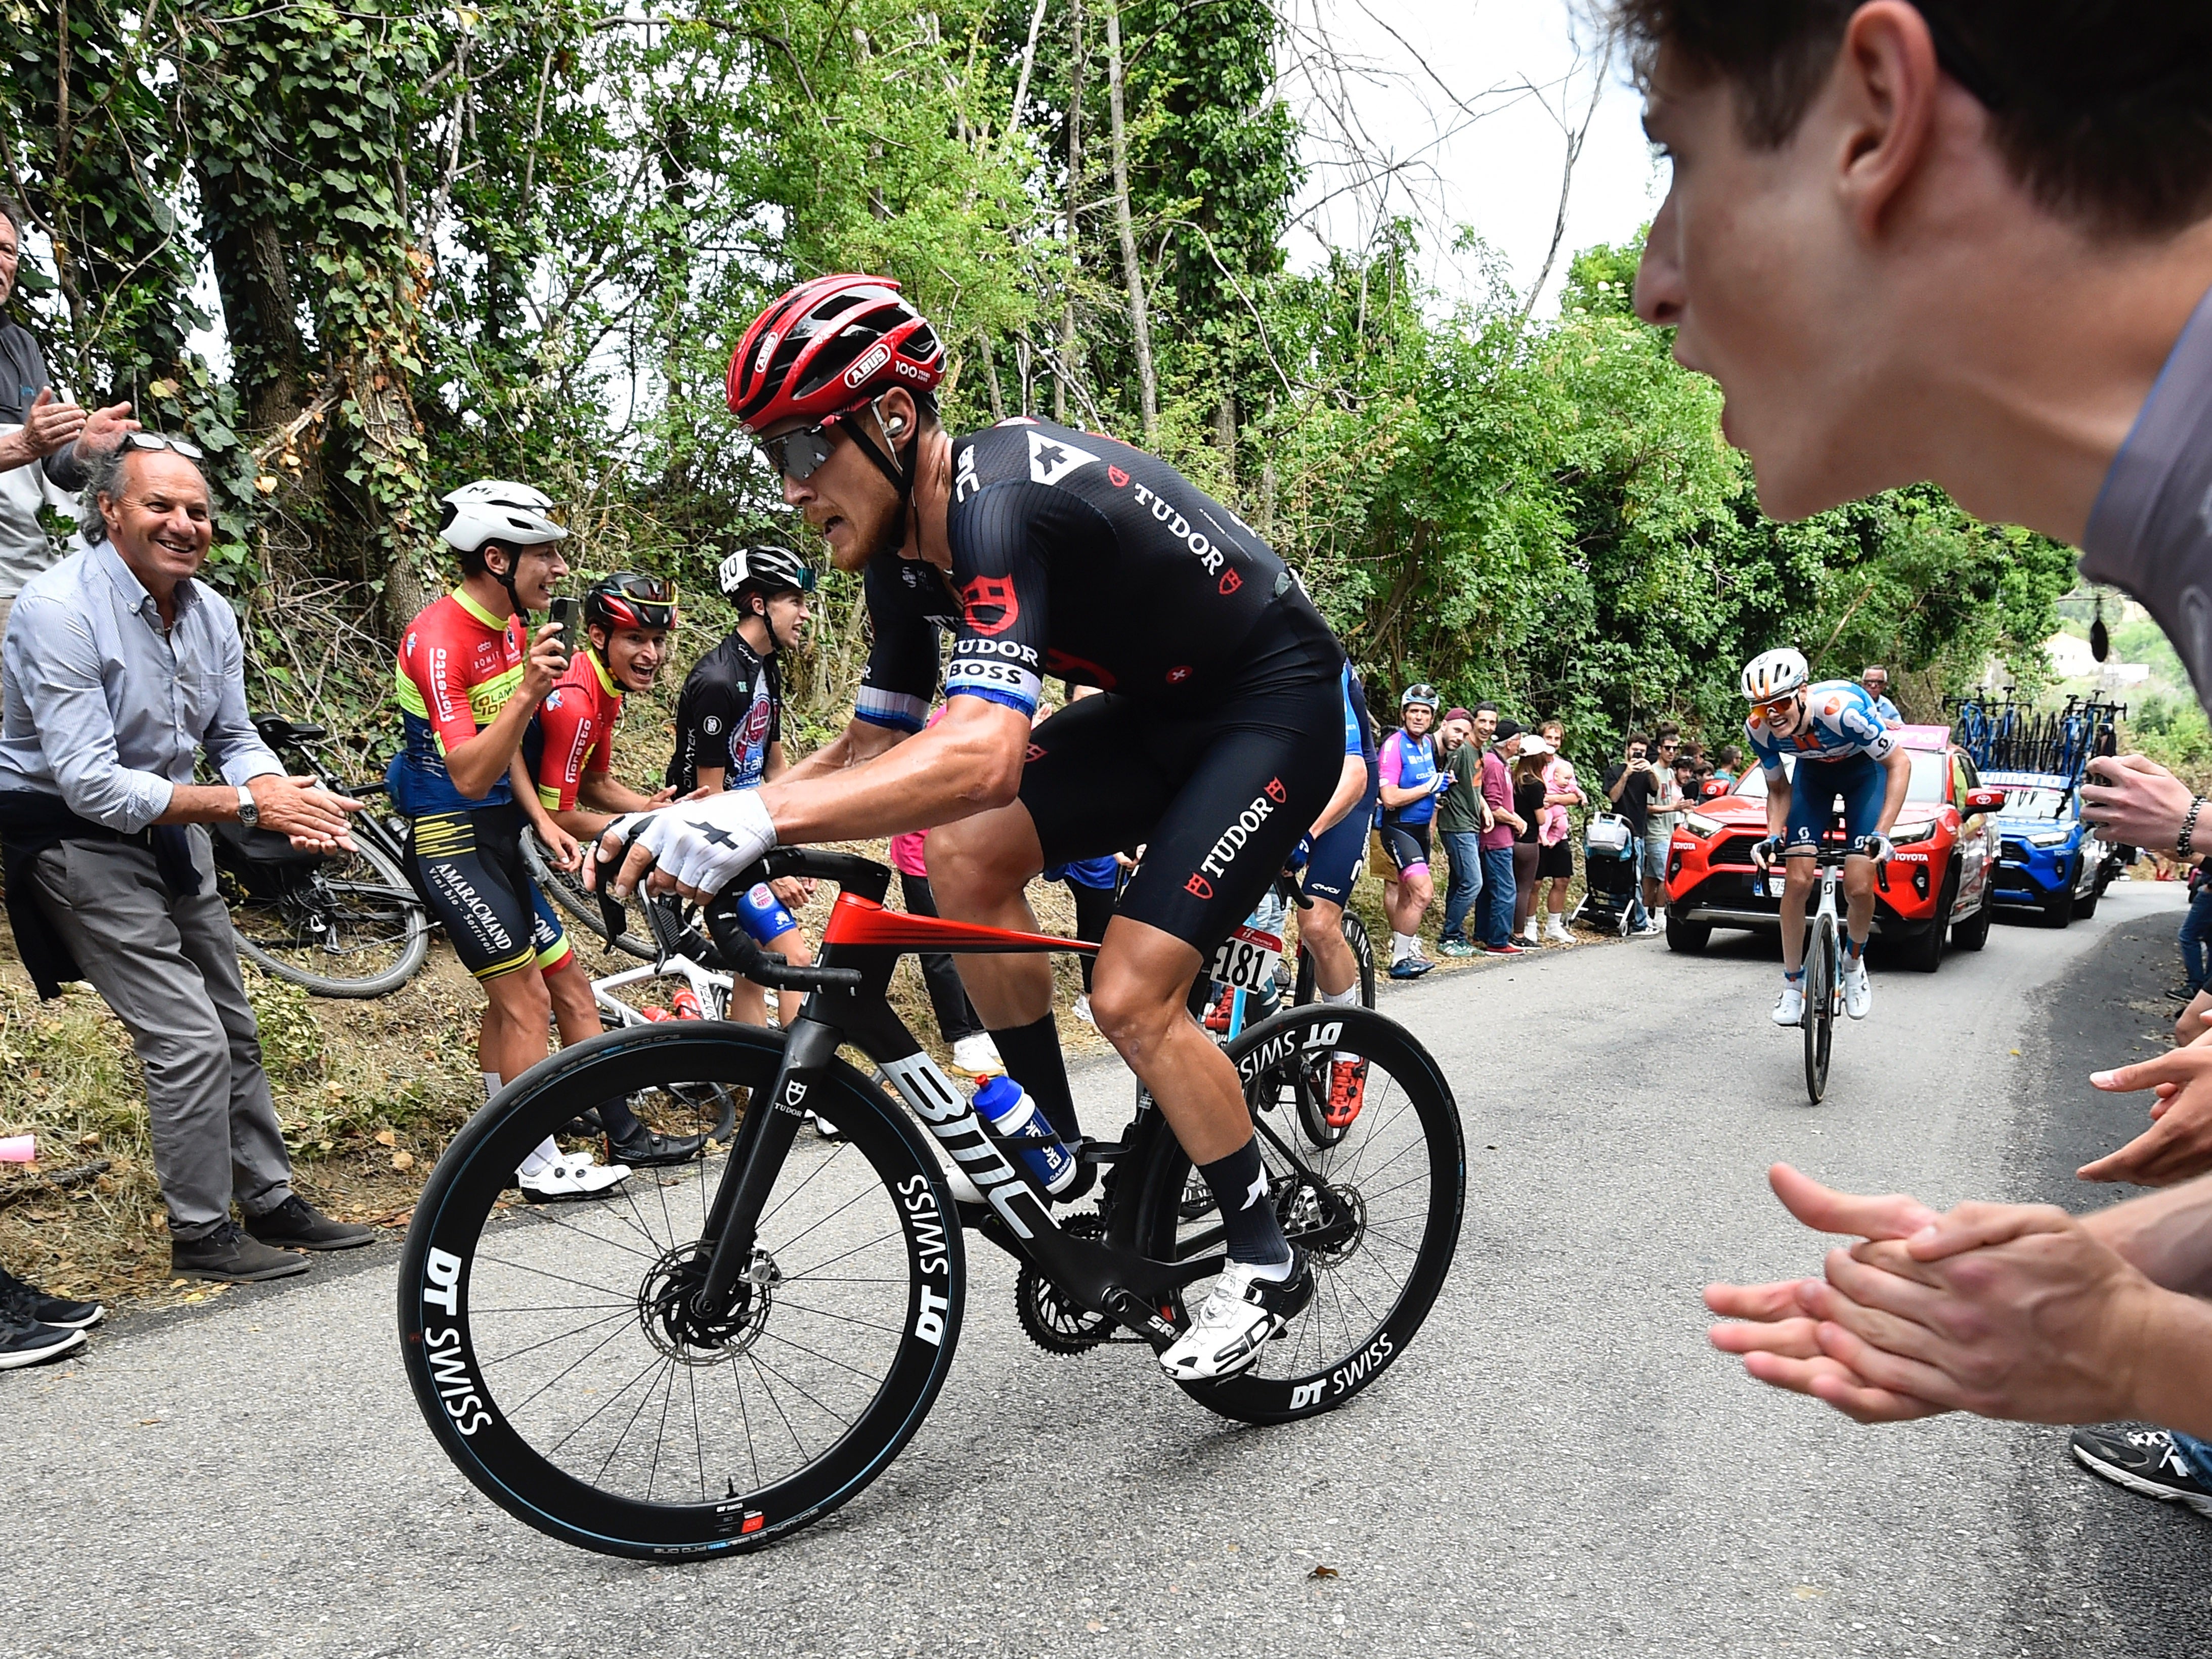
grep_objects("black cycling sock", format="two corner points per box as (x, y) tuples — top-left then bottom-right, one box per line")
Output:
(597, 1094), (643, 1139)
(985, 1013), (1080, 1142)
(1198, 1138), (1291, 1269)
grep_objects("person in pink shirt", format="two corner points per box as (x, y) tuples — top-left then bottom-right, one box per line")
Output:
(1531, 718), (1585, 944)
(1475, 721), (1527, 954)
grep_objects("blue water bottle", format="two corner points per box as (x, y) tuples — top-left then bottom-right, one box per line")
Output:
(972, 1075), (1080, 1196)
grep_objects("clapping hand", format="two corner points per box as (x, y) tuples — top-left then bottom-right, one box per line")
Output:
(2080, 1050), (2212, 1186)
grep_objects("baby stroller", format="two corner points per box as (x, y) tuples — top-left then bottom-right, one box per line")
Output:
(1573, 811), (1642, 937)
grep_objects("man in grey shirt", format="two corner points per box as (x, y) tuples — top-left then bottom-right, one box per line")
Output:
(0, 196), (137, 637)
(1615, 0), (2212, 1486)
(0, 435), (371, 1282)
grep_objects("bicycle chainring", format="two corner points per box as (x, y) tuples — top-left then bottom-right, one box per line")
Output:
(1014, 1212), (1118, 1356)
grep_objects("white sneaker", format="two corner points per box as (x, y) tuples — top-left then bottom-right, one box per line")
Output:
(1158, 1253), (1314, 1382)
(1072, 994), (1095, 1027)
(1772, 984), (1805, 1027)
(1520, 923), (1540, 946)
(1842, 957), (1872, 1020)
(949, 1034), (1003, 1075)
(1544, 919), (1574, 945)
(518, 1153), (633, 1203)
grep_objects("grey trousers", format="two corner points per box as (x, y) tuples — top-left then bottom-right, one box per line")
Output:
(30, 831), (294, 1239)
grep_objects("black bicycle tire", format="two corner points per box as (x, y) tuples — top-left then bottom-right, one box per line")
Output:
(399, 1023), (965, 1560)
(1129, 1004), (1465, 1426)
(524, 828), (657, 959)
(228, 833), (430, 997)
(1804, 912), (1834, 1104)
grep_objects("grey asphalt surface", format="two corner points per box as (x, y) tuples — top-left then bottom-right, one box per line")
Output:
(12, 881), (2212, 1657)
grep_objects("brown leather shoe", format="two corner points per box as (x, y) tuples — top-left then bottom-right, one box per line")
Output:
(172, 1223), (311, 1283)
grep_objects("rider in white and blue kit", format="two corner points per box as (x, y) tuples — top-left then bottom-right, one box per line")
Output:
(1741, 647), (1912, 1029)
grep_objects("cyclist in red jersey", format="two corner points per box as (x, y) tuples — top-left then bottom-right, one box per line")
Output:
(394, 482), (643, 1199)
(604, 278), (1344, 1380)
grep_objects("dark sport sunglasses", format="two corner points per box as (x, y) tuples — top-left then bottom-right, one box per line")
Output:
(758, 407), (865, 482)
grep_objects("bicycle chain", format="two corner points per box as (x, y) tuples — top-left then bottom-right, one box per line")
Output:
(1014, 1210), (1126, 1356)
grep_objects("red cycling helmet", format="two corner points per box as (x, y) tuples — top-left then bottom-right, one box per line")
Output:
(727, 275), (946, 433)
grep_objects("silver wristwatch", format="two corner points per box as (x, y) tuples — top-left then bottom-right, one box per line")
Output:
(236, 784), (259, 829)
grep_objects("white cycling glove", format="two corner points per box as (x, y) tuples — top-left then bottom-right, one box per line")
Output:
(1853, 833), (1895, 863)
(610, 790), (778, 895)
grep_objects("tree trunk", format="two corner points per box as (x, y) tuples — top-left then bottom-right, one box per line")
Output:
(1104, 2), (1157, 443)
(343, 345), (429, 639)
(1057, 0), (1085, 426)
(1215, 389), (1236, 485)
(978, 332), (1007, 422)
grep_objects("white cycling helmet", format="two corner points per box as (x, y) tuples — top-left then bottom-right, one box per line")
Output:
(1740, 647), (1809, 703)
(437, 479), (570, 554)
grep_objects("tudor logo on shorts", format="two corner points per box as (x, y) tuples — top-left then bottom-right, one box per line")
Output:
(1265, 776), (1286, 804)
(1108, 465), (1130, 488)
(1220, 569), (1243, 596)
(1025, 743), (1046, 762)
(1198, 785), (1280, 881)
(1185, 874), (1213, 899)
(960, 574), (1020, 636)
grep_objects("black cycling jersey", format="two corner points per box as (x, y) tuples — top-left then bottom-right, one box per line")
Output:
(666, 629), (783, 795)
(853, 417), (1300, 731)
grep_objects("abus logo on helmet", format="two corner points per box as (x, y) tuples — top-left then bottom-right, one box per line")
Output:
(843, 342), (892, 389)
(752, 330), (780, 375)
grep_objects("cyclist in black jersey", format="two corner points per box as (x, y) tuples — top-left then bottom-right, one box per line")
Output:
(664, 545), (822, 1032)
(604, 276), (1342, 1380)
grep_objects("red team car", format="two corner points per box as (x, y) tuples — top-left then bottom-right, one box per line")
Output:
(1663, 725), (2008, 972)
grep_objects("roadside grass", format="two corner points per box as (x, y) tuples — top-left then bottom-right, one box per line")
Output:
(0, 838), (1599, 1314)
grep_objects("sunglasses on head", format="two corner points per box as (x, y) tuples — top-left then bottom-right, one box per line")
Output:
(606, 572), (676, 605)
(121, 431), (204, 461)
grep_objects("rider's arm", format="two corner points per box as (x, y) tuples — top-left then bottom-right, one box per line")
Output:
(576, 769), (664, 818)
(1309, 753), (1370, 837)
(761, 739), (790, 784)
(1763, 766), (1791, 841)
(441, 624), (564, 801)
(1873, 745), (1912, 835)
(777, 717), (903, 782)
(757, 693), (1029, 841)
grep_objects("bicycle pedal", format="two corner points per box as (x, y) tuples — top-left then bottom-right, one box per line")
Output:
(1077, 1141), (1129, 1164)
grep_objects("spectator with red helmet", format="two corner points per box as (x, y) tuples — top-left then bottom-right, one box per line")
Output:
(523, 572), (705, 1169)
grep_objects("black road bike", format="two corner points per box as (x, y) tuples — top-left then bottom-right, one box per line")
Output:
(399, 849), (1465, 1559)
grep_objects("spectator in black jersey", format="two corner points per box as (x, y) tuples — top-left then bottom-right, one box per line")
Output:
(604, 276), (1343, 1384)
(1615, 0), (2212, 1481)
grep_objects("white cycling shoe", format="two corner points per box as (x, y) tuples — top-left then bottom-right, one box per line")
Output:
(518, 1153), (633, 1203)
(1158, 1252), (1314, 1383)
(948, 1034), (1003, 1076)
(1842, 957), (1872, 1020)
(1772, 983), (1805, 1027)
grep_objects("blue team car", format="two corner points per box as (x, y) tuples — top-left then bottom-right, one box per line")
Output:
(1981, 769), (2126, 927)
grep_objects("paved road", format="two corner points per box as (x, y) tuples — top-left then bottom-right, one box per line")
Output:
(14, 883), (2212, 1657)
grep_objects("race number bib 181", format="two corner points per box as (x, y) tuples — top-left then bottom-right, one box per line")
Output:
(1209, 925), (1283, 992)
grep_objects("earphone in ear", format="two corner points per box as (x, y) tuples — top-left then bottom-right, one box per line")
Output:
(886, 416), (906, 433)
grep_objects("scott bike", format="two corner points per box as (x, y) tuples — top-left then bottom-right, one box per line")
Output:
(1755, 834), (1853, 1104)
(400, 848), (1465, 1559)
